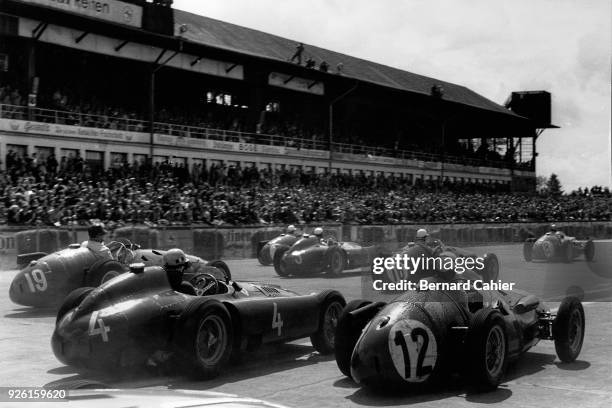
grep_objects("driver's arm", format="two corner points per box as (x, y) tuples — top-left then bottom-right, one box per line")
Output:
(178, 281), (197, 296)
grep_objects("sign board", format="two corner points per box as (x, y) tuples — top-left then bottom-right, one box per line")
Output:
(21, 0), (143, 28)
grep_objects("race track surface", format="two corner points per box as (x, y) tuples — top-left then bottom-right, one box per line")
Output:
(0, 243), (611, 408)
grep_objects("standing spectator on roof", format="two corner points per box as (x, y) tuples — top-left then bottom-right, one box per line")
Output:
(290, 42), (305, 64)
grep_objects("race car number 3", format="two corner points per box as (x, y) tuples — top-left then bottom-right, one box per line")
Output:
(388, 319), (437, 382)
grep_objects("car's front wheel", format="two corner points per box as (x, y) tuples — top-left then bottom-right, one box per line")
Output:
(334, 299), (373, 378)
(310, 294), (346, 355)
(326, 247), (346, 277)
(56, 287), (94, 324)
(86, 260), (126, 286)
(466, 309), (508, 391)
(553, 296), (585, 363)
(273, 247), (290, 277)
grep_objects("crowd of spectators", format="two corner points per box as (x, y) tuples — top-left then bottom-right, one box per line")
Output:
(1, 152), (609, 227)
(0, 81), (528, 168)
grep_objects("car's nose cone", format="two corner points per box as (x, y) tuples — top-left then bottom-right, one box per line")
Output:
(351, 305), (440, 388)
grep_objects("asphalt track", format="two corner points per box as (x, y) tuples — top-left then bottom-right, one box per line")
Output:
(0, 243), (611, 408)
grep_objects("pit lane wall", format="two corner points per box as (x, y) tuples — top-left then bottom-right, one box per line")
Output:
(1, 222), (611, 270)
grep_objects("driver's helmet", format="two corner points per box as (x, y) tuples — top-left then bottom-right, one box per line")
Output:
(550, 224), (557, 232)
(416, 228), (429, 241)
(287, 224), (297, 233)
(163, 248), (188, 270)
(313, 227), (324, 237)
(88, 224), (106, 240)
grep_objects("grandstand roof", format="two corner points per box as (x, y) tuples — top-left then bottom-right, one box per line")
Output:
(175, 9), (522, 119)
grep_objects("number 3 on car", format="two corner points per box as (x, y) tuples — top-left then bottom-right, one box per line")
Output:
(272, 302), (283, 336)
(88, 311), (111, 342)
(388, 319), (437, 382)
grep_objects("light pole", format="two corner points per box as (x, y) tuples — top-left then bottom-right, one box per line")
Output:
(328, 81), (358, 172)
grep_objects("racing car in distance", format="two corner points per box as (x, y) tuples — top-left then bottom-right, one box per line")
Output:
(380, 240), (500, 283)
(273, 234), (379, 277)
(335, 268), (585, 392)
(9, 238), (229, 308)
(523, 231), (594, 263)
(52, 263), (346, 379)
(257, 233), (301, 266)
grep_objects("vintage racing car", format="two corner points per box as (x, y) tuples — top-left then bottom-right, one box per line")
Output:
(257, 233), (301, 266)
(9, 239), (229, 308)
(523, 231), (594, 263)
(335, 268), (585, 391)
(52, 263), (346, 378)
(273, 235), (379, 277)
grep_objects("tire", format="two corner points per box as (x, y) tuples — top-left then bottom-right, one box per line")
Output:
(326, 247), (346, 276)
(310, 294), (346, 355)
(56, 287), (94, 324)
(523, 241), (534, 262)
(273, 247), (290, 277)
(584, 240), (595, 262)
(175, 299), (233, 379)
(257, 241), (271, 266)
(86, 260), (127, 286)
(480, 253), (499, 281)
(466, 309), (508, 391)
(334, 300), (372, 378)
(206, 260), (232, 282)
(562, 241), (574, 263)
(553, 297), (585, 363)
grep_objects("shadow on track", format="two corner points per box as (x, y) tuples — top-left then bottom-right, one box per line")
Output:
(4, 307), (56, 319)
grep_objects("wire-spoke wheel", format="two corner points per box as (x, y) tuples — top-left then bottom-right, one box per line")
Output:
(485, 325), (506, 379)
(196, 315), (227, 366)
(553, 296), (585, 362)
(311, 295), (346, 354)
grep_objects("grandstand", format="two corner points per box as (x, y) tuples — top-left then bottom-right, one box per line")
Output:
(0, 0), (550, 191)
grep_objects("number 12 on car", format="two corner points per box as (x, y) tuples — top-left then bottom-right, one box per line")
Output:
(388, 319), (438, 383)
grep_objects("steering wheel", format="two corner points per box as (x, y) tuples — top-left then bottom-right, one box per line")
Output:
(188, 273), (219, 296)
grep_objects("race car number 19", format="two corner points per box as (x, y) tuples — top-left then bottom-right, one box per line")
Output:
(388, 319), (437, 383)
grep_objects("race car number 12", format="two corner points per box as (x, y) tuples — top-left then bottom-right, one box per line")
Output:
(388, 319), (437, 383)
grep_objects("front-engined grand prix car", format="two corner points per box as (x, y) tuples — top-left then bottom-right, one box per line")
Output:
(523, 231), (594, 263)
(273, 235), (379, 277)
(335, 269), (585, 392)
(9, 239), (229, 308)
(52, 263), (346, 378)
(257, 233), (301, 266)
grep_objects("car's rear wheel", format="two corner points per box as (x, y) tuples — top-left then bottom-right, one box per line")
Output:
(86, 260), (126, 286)
(56, 287), (94, 324)
(466, 309), (508, 391)
(175, 299), (233, 379)
(310, 294), (346, 355)
(584, 240), (595, 262)
(553, 297), (585, 363)
(273, 247), (290, 277)
(523, 239), (534, 262)
(335, 300), (374, 378)
(326, 247), (346, 276)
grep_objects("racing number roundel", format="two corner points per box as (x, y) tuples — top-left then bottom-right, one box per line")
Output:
(388, 319), (437, 383)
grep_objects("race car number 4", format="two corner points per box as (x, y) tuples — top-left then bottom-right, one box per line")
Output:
(388, 319), (437, 382)
(272, 302), (283, 336)
(88, 311), (110, 342)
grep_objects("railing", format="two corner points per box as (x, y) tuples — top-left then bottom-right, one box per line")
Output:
(0, 103), (533, 171)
